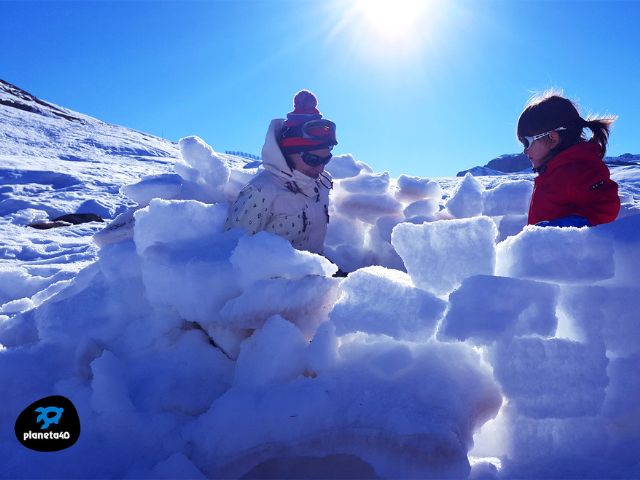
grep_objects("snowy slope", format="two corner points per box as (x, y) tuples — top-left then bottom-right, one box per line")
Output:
(0, 79), (255, 312)
(0, 79), (180, 231)
(1, 81), (640, 479)
(0, 78), (180, 304)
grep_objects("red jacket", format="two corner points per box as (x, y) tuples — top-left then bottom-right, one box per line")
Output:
(528, 141), (620, 226)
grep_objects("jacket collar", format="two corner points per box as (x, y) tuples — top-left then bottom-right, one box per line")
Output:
(535, 140), (603, 175)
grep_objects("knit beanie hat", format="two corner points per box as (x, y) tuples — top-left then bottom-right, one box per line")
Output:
(279, 90), (337, 154)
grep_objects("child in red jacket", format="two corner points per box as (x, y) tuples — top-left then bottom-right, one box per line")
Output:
(517, 92), (620, 227)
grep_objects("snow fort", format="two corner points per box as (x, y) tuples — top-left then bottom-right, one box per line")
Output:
(1, 133), (640, 479)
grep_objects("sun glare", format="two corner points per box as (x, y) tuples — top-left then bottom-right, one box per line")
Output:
(326, 0), (452, 66)
(355, 0), (430, 40)
(326, 0), (448, 63)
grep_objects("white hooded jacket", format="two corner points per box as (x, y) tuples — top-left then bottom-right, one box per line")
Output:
(224, 119), (332, 254)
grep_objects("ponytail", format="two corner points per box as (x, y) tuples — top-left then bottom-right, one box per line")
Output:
(583, 116), (616, 157)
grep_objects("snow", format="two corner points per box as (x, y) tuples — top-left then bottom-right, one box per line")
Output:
(2, 81), (640, 479)
(482, 179), (532, 216)
(233, 315), (308, 388)
(496, 223), (615, 282)
(560, 285), (640, 356)
(324, 153), (372, 179)
(340, 171), (391, 194)
(330, 266), (446, 340)
(489, 337), (609, 418)
(445, 172), (484, 218)
(336, 192), (403, 224)
(438, 274), (559, 345)
(403, 198), (439, 219)
(395, 174), (443, 202)
(392, 216), (498, 295)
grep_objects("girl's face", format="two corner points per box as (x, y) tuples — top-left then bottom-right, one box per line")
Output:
(524, 131), (560, 169)
(288, 148), (331, 178)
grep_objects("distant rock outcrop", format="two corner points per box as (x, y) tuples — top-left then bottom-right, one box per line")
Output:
(456, 166), (507, 177)
(457, 153), (530, 177)
(605, 153), (640, 166)
(459, 151), (639, 177)
(486, 153), (530, 173)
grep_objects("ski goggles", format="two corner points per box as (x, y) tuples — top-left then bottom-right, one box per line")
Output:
(520, 127), (566, 149)
(301, 150), (333, 167)
(281, 119), (338, 147)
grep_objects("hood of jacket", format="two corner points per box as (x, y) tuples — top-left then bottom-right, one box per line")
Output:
(260, 119), (331, 196)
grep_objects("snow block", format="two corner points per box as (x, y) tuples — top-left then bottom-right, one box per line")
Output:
(395, 175), (443, 203)
(499, 404), (610, 472)
(403, 198), (439, 219)
(595, 213), (640, 287)
(178, 136), (230, 189)
(133, 199), (228, 255)
(482, 180), (532, 216)
(439, 275), (558, 344)
(234, 315), (308, 388)
(445, 173), (484, 218)
(494, 214), (528, 242)
(138, 233), (241, 327)
(391, 217), (498, 295)
(338, 192), (403, 224)
(219, 275), (341, 337)
(489, 337), (609, 418)
(602, 354), (640, 466)
(603, 354), (640, 424)
(330, 266), (446, 340)
(325, 153), (372, 179)
(340, 171), (390, 194)
(496, 224), (615, 283)
(230, 232), (337, 289)
(121, 173), (183, 207)
(560, 286), (640, 356)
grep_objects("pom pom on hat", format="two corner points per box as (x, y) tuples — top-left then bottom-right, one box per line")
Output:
(291, 90), (320, 115)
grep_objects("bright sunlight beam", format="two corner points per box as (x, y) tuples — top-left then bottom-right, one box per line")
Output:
(354, 0), (430, 40)
(327, 0), (449, 65)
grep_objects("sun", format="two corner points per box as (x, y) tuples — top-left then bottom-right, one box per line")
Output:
(354, 0), (431, 40)
(325, 0), (450, 65)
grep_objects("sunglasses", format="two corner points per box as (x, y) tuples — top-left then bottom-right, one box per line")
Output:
(300, 150), (333, 167)
(281, 119), (338, 147)
(520, 127), (567, 149)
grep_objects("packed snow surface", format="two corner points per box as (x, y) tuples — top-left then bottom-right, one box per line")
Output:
(1, 82), (640, 479)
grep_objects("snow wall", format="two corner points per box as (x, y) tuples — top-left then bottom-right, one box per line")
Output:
(1, 136), (639, 479)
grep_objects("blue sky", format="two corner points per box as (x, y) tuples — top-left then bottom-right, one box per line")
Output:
(2, 0), (639, 177)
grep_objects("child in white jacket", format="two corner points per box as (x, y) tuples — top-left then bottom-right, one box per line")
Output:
(225, 90), (336, 255)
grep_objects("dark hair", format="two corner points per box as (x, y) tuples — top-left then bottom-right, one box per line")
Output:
(517, 91), (616, 157)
